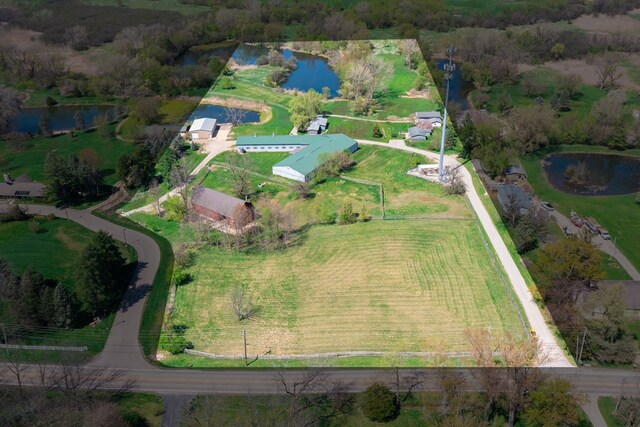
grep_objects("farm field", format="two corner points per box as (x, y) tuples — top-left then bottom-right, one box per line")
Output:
(166, 219), (525, 364)
(0, 124), (135, 185)
(521, 145), (640, 272)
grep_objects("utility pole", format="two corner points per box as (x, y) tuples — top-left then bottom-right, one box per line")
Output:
(578, 327), (588, 365)
(1, 323), (8, 357)
(439, 44), (456, 182)
(243, 330), (248, 366)
(123, 228), (127, 245)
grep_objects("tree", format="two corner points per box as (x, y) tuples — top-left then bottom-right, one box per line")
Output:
(522, 379), (584, 427)
(64, 25), (89, 51)
(165, 195), (187, 223)
(536, 237), (604, 285)
(130, 97), (161, 126)
(231, 286), (258, 321)
(497, 90), (513, 114)
(506, 105), (555, 153)
(38, 113), (51, 136)
(360, 382), (398, 423)
(257, 198), (294, 250)
(397, 39), (420, 70)
(0, 87), (23, 134)
(557, 73), (582, 99)
(444, 167), (466, 195)
(550, 43), (565, 59)
(592, 52), (624, 89)
(224, 107), (248, 126)
(293, 181), (310, 199)
(73, 110), (85, 131)
(75, 230), (127, 316)
(93, 113), (112, 138)
(372, 123), (383, 138)
(53, 282), (74, 329)
(339, 200), (357, 224)
(289, 89), (323, 130)
(17, 268), (47, 326)
(170, 158), (191, 216)
(228, 154), (252, 199)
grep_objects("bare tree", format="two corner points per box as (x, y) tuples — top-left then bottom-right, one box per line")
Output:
(592, 52), (624, 89)
(231, 286), (258, 321)
(228, 154), (253, 200)
(0, 87), (23, 135)
(503, 192), (523, 226)
(387, 368), (428, 405)
(149, 178), (163, 216)
(170, 158), (192, 217)
(397, 39), (420, 70)
(444, 167), (466, 195)
(4, 346), (28, 395)
(64, 25), (89, 51)
(224, 106), (248, 126)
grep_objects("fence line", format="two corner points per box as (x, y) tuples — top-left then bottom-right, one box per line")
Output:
(0, 344), (88, 352)
(338, 174), (385, 217)
(185, 348), (499, 361)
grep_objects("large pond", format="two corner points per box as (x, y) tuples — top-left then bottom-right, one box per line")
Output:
(178, 43), (342, 97)
(187, 104), (260, 124)
(436, 59), (473, 111)
(543, 152), (640, 196)
(13, 105), (116, 134)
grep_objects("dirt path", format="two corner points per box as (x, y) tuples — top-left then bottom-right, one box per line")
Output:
(356, 138), (573, 368)
(581, 395), (607, 427)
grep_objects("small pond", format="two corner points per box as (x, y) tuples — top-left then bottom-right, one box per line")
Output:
(436, 59), (473, 111)
(13, 105), (116, 134)
(187, 104), (260, 124)
(178, 43), (342, 97)
(543, 152), (640, 196)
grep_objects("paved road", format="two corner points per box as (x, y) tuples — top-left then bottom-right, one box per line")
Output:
(548, 209), (640, 280)
(123, 126), (234, 217)
(357, 139), (572, 367)
(24, 204), (158, 370)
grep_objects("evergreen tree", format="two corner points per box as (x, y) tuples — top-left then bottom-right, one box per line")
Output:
(76, 231), (127, 316)
(53, 283), (74, 328)
(17, 268), (46, 326)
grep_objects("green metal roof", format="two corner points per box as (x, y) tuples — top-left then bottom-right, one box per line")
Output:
(236, 135), (317, 146)
(273, 134), (357, 176)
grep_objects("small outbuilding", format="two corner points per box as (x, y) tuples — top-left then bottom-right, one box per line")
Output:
(306, 115), (328, 135)
(415, 111), (443, 127)
(189, 118), (217, 140)
(191, 186), (255, 226)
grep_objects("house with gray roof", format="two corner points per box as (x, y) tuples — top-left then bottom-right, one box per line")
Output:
(189, 118), (217, 140)
(191, 186), (255, 226)
(0, 174), (46, 199)
(415, 111), (443, 127)
(496, 184), (532, 215)
(407, 126), (431, 142)
(306, 115), (328, 135)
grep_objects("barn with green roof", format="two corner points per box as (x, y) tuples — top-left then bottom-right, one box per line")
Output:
(236, 134), (358, 182)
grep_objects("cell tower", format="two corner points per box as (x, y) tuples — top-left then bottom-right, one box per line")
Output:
(438, 44), (456, 182)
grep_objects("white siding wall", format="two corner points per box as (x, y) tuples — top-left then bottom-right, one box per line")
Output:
(238, 145), (301, 152)
(272, 166), (306, 182)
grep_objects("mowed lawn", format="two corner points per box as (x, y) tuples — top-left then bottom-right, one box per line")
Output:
(0, 125), (135, 185)
(171, 220), (524, 357)
(521, 145), (640, 271)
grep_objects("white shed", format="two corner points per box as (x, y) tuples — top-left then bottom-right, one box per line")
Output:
(190, 118), (217, 140)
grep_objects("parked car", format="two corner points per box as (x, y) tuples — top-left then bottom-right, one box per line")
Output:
(540, 201), (554, 211)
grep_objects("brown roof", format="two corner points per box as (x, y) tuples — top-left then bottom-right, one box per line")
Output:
(191, 186), (250, 218)
(598, 280), (640, 310)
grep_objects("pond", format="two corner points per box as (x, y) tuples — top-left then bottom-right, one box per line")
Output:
(436, 59), (473, 111)
(178, 43), (342, 97)
(543, 152), (640, 196)
(187, 104), (260, 124)
(13, 105), (116, 134)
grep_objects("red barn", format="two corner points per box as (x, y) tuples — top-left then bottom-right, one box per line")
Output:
(191, 186), (255, 227)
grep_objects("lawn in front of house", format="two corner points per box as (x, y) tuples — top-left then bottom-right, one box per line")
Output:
(521, 145), (640, 272)
(0, 124), (135, 185)
(164, 219), (524, 365)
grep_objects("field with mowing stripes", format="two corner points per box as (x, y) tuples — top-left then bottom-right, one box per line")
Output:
(169, 219), (524, 364)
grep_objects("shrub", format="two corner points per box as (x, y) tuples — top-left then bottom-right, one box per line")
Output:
(360, 383), (399, 423)
(372, 124), (383, 138)
(221, 77), (235, 90)
(45, 96), (57, 107)
(160, 324), (193, 355)
(28, 220), (42, 233)
(172, 270), (192, 286)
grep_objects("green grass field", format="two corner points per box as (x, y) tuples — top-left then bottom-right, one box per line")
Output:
(0, 216), (135, 361)
(0, 125), (135, 185)
(325, 117), (407, 141)
(598, 396), (625, 427)
(164, 219), (524, 365)
(521, 145), (640, 272)
(81, 0), (209, 15)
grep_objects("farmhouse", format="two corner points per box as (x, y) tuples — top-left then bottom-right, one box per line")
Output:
(191, 186), (256, 226)
(0, 174), (46, 199)
(264, 134), (359, 182)
(496, 184), (532, 214)
(189, 118), (217, 140)
(415, 111), (443, 127)
(306, 115), (328, 135)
